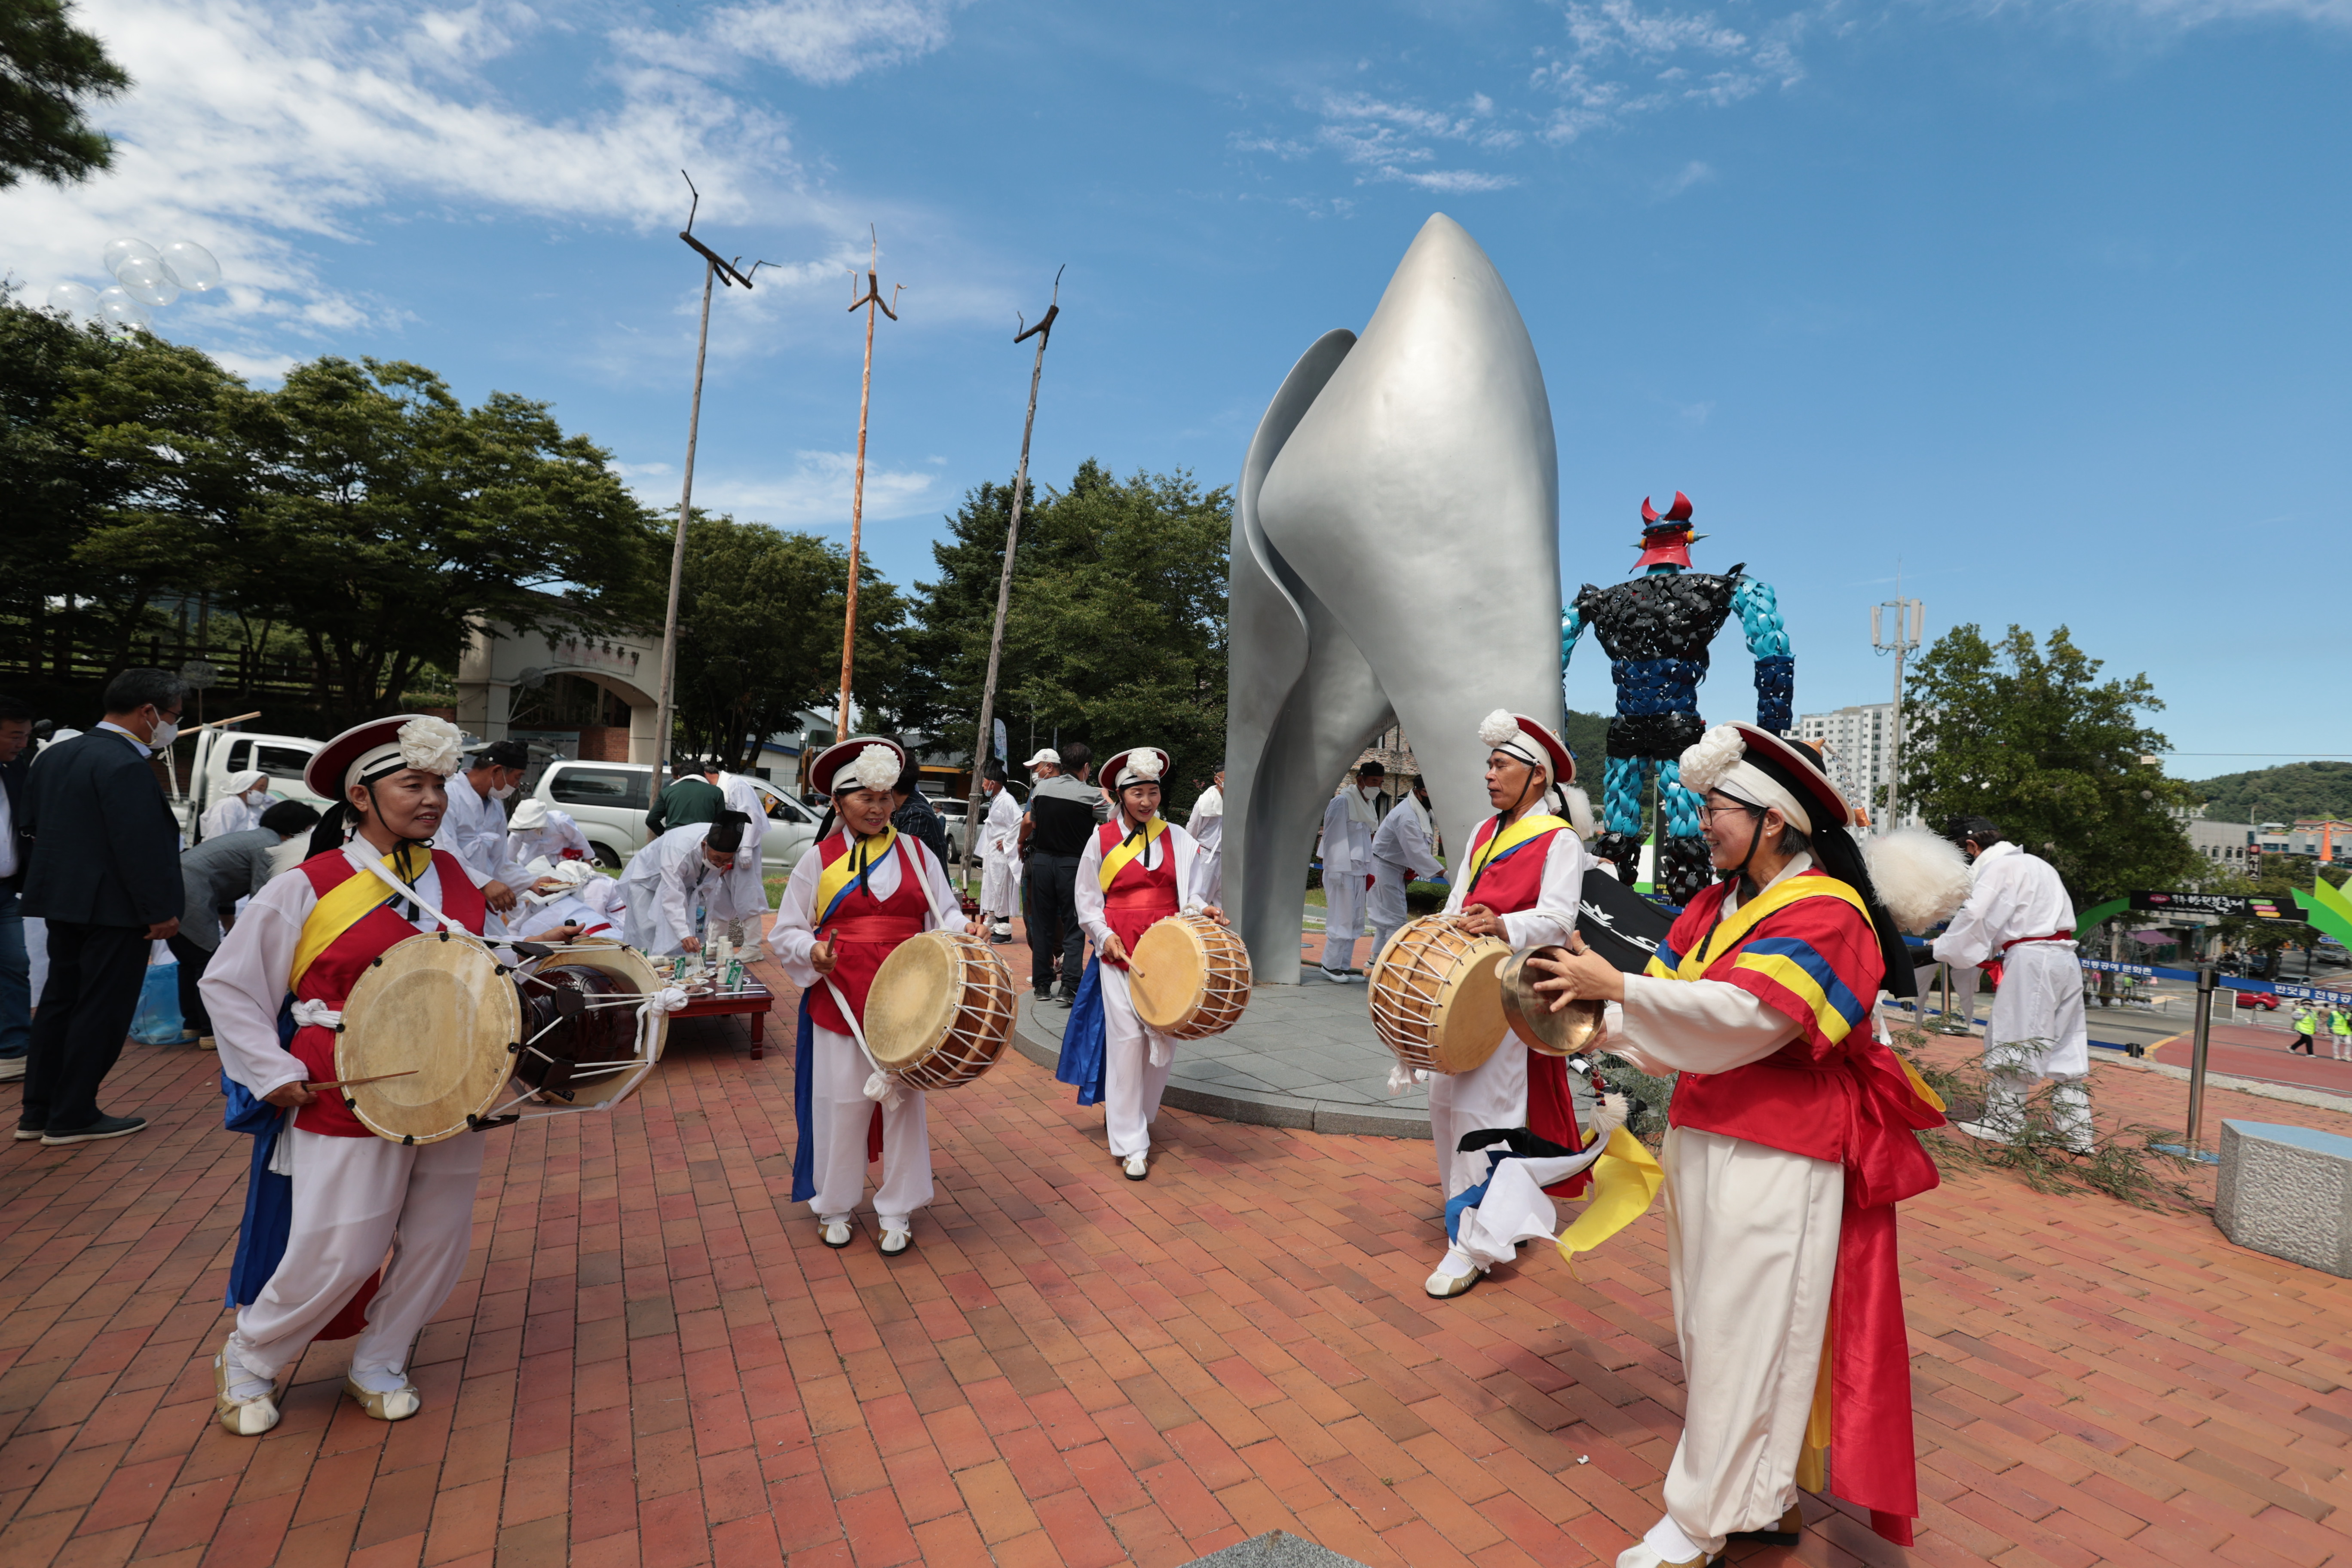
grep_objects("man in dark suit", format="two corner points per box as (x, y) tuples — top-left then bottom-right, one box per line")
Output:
(18, 669), (187, 1145)
(0, 695), (34, 1083)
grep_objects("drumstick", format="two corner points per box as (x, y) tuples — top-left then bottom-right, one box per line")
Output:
(305, 1070), (419, 1091)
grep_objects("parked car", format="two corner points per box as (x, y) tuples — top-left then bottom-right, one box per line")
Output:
(2233, 990), (2281, 1011)
(534, 761), (818, 876)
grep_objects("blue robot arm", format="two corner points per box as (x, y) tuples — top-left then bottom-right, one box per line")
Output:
(1733, 577), (1794, 733)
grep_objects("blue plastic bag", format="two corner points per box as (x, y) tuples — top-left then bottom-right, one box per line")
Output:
(129, 958), (184, 1044)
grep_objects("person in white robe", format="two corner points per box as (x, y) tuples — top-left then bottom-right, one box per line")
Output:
(203, 714), (490, 1436)
(977, 772), (1023, 941)
(503, 797), (595, 870)
(1930, 816), (2089, 1150)
(199, 770), (271, 841)
(507, 859), (624, 943)
(768, 736), (979, 1255)
(1316, 762), (1384, 979)
(715, 767), (771, 853)
(1368, 775), (1443, 963)
(1188, 769), (1225, 905)
(440, 740), (528, 913)
(617, 813), (767, 956)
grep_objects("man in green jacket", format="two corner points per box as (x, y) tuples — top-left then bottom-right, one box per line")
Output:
(2331, 1005), (2350, 1062)
(2291, 1006), (2318, 1056)
(646, 757), (724, 834)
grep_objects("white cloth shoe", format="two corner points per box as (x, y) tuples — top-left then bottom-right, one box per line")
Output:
(1424, 1247), (1483, 1298)
(878, 1225), (911, 1256)
(1122, 1153), (1148, 1181)
(214, 1348), (281, 1437)
(343, 1373), (421, 1421)
(1954, 1119), (2013, 1145)
(819, 1218), (854, 1249)
(1614, 1545), (1718, 1568)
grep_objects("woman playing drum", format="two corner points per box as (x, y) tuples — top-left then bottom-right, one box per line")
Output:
(202, 714), (493, 1436)
(1057, 746), (1225, 1181)
(768, 736), (981, 1257)
(1420, 710), (1596, 1299)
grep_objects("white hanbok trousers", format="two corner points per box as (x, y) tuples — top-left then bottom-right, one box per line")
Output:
(1426, 1034), (1527, 1199)
(805, 1024), (934, 1224)
(1367, 860), (1412, 965)
(1986, 942), (2089, 1079)
(1660, 1127), (1843, 1554)
(229, 1127), (485, 1383)
(1321, 870), (1370, 971)
(1098, 964), (1175, 1160)
(980, 855), (1020, 921)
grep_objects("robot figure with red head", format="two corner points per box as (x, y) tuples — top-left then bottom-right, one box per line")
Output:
(1561, 492), (1795, 902)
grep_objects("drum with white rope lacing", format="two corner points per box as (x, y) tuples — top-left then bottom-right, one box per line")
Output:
(334, 932), (676, 1144)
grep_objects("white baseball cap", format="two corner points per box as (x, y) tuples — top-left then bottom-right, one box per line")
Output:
(1023, 748), (1061, 768)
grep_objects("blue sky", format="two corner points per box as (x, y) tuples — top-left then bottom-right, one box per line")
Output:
(7, 0), (2349, 779)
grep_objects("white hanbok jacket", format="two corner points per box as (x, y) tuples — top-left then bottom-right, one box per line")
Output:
(505, 809), (595, 870)
(617, 823), (768, 955)
(443, 772), (529, 887)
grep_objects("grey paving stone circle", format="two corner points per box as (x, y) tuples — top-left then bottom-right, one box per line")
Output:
(1181, 1530), (1373, 1567)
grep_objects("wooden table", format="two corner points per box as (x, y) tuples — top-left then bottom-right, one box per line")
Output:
(671, 982), (780, 1058)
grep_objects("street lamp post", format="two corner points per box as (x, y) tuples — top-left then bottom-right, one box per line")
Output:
(1872, 592), (1923, 830)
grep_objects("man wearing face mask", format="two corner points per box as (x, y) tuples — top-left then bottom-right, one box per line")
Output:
(200, 770), (273, 842)
(441, 740), (527, 917)
(618, 809), (767, 957)
(16, 668), (188, 1145)
(1315, 760), (1385, 980)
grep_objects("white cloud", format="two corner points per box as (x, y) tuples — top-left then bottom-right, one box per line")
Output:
(622, 0), (966, 85)
(1658, 159), (1717, 197)
(677, 450), (942, 530)
(1533, 0), (1809, 144)
(0, 0), (963, 371)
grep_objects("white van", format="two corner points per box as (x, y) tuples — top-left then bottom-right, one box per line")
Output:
(534, 760), (820, 875)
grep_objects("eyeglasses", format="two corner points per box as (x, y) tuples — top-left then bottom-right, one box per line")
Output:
(1700, 802), (1761, 824)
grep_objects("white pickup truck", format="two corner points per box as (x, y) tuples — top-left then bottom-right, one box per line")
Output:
(534, 760), (819, 875)
(177, 727), (328, 842)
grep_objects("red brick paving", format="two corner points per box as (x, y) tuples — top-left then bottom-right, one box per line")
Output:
(3, 937), (2350, 1567)
(2149, 1023), (2352, 1095)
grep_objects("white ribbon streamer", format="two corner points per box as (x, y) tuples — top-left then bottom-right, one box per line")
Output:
(289, 1000), (343, 1029)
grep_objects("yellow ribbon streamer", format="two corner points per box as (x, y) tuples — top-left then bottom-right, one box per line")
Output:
(1554, 1126), (1667, 1264)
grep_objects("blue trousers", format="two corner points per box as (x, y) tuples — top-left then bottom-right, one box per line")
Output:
(0, 888), (28, 1057)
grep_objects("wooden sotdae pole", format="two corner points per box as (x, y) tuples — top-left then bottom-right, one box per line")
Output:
(960, 279), (1061, 869)
(654, 255), (716, 811)
(835, 232), (899, 742)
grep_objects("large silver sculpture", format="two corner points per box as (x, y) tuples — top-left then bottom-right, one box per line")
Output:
(1224, 214), (1566, 982)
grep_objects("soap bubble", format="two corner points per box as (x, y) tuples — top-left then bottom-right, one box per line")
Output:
(159, 240), (223, 292)
(47, 282), (101, 319)
(102, 238), (162, 280)
(96, 286), (150, 337)
(114, 255), (181, 307)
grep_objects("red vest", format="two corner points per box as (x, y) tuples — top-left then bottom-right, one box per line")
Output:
(808, 835), (929, 1035)
(291, 848), (488, 1139)
(1096, 821), (1179, 966)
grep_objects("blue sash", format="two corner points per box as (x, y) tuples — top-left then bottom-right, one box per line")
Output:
(790, 995), (818, 1201)
(223, 1000), (296, 1308)
(1053, 957), (1107, 1106)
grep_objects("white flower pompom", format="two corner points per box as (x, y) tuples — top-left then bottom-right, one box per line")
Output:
(1677, 725), (1747, 797)
(1476, 709), (1521, 749)
(397, 716), (464, 777)
(1560, 784), (1596, 842)
(1862, 826), (1977, 934)
(849, 744), (901, 793)
(1127, 750), (1164, 781)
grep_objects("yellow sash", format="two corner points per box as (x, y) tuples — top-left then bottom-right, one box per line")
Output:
(1098, 817), (1167, 892)
(1645, 873), (1870, 982)
(816, 827), (898, 927)
(1464, 811), (1570, 891)
(290, 845), (429, 989)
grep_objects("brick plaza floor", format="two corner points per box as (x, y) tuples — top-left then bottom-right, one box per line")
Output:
(4, 940), (2351, 1567)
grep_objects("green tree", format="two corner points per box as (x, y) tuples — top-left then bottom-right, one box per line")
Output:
(903, 460), (1231, 805)
(0, 294), (262, 672)
(236, 358), (665, 721)
(2193, 761), (2352, 824)
(672, 511), (907, 769)
(0, 0), (129, 189)
(1903, 623), (2200, 903)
